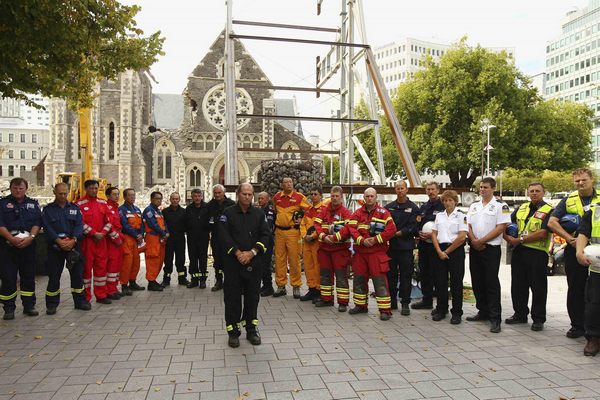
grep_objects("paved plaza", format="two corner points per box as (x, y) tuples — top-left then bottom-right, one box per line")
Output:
(0, 250), (598, 400)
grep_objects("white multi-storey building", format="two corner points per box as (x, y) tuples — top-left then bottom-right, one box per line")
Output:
(545, 0), (600, 174)
(20, 95), (50, 127)
(0, 96), (20, 118)
(0, 117), (49, 180)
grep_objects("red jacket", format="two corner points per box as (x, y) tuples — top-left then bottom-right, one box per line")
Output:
(314, 202), (352, 251)
(341, 202), (396, 254)
(107, 200), (124, 244)
(76, 195), (112, 238)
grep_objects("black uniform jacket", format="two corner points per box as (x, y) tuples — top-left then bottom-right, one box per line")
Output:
(218, 203), (270, 275)
(163, 205), (187, 240)
(185, 201), (210, 238)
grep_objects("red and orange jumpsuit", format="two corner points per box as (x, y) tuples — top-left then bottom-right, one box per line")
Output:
(272, 190), (309, 288)
(76, 195), (111, 301)
(340, 203), (396, 313)
(314, 202), (352, 305)
(300, 200), (325, 292)
(106, 200), (124, 295)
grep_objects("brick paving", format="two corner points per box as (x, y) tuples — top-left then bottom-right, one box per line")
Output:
(0, 249), (597, 400)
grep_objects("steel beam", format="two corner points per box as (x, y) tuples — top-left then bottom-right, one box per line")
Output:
(232, 20), (339, 33)
(229, 34), (369, 48)
(224, 1), (239, 185)
(237, 114), (379, 125)
(235, 83), (339, 93)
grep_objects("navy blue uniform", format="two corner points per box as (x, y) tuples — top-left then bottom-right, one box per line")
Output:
(185, 201), (210, 282)
(163, 205), (187, 280)
(0, 195), (42, 312)
(385, 198), (420, 308)
(417, 198), (445, 305)
(42, 201), (86, 308)
(260, 204), (276, 290)
(207, 197), (236, 281)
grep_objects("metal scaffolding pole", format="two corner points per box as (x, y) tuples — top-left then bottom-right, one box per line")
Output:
(224, 0), (239, 185)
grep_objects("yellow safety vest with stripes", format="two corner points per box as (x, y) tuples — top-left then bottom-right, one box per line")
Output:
(516, 202), (552, 252)
(587, 206), (600, 273)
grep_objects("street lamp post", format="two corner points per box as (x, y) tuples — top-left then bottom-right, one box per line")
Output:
(480, 118), (496, 177)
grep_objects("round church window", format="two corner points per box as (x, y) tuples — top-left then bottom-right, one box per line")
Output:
(202, 84), (253, 130)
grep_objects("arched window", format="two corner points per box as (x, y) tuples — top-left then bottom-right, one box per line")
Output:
(156, 141), (173, 180)
(189, 166), (201, 187)
(215, 135), (222, 146)
(206, 135), (214, 151)
(252, 136), (260, 149)
(243, 135), (251, 148)
(109, 122), (115, 160)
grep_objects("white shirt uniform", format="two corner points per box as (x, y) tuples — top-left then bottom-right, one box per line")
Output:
(467, 198), (511, 246)
(434, 209), (468, 244)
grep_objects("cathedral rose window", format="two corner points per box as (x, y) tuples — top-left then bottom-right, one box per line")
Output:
(202, 84), (253, 130)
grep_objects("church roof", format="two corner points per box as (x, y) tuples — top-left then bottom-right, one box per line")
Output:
(274, 98), (304, 138)
(152, 94), (184, 130)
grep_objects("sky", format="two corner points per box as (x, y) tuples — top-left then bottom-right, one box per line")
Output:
(121, 0), (588, 144)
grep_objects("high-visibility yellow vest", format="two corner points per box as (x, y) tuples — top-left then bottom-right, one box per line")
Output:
(516, 202), (552, 252)
(565, 191), (600, 216)
(588, 206), (600, 273)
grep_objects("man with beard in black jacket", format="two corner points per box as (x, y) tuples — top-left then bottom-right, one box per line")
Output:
(207, 184), (235, 291)
(186, 189), (211, 289)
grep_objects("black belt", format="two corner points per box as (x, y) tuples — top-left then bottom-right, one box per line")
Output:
(486, 244), (500, 248)
(275, 225), (299, 231)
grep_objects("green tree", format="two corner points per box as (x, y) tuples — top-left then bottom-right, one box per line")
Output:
(0, 0), (164, 109)
(324, 156), (341, 184)
(355, 38), (593, 187)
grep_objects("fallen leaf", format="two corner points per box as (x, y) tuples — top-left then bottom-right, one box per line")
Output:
(139, 369), (145, 372)
(244, 392), (249, 396)
(302, 360), (307, 364)
(199, 379), (205, 382)
(478, 374), (484, 378)
(170, 380), (176, 383)
(14, 334), (22, 338)
(334, 334), (340, 337)
(423, 348), (428, 351)
(293, 389), (300, 392)
(155, 387), (161, 392)
(61, 341), (67, 343)
(28, 354), (33, 358)
(34, 336), (42, 339)
(178, 342), (182, 344)
(422, 370), (428, 372)
(96, 381), (102, 385)
(118, 386), (124, 389)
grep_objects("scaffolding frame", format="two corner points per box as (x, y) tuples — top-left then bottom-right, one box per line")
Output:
(224, 0), (421, 187)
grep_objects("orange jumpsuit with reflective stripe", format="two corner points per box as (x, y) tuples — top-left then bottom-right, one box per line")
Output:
(106, 200), (124, 295)
(143, 206), (168, 282)
(119, 204), (143, 285)
(273, 190), (310, 288)
(300, 201), (325, 290)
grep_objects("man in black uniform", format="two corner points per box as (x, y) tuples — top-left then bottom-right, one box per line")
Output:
(42, 182), (89, 314)
(186, 189), (210, 289)
(412, 181), (445, 310)
(219, 183), (270, 348)
(207, 184), (235, 291)
(0, 178), (42, 320)
(256, 192), (275, 297)
(162, 192), (188, 286)
(385, 180), (420, 315)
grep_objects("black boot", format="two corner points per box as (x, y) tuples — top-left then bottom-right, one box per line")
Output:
(187, 278), (199, 288)
(300, 287), (316, 301)
(148, 281), (163, 292)
(121, 285), (133, 296)
(161, 277), (171, 286)
(129, 280), (145, 291)
(211, 276), (223, 292)
(178, 277), (190, 286)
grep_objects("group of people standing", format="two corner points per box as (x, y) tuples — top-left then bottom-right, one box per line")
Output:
(1, 168), (600, 356)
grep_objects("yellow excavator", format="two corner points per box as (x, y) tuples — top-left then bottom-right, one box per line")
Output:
(56, 108), (110, 201)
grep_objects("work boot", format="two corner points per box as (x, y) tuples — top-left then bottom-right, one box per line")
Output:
(260, 286), (274, 297)
(148, 281), (163, 292)
(106, 293), (121, 300)
(380, 312), (391, 321)
(187, 278), (199, 288)
(315, 299), (334, 307)
(75, 302), (92, 311)
(273, 286), (287, 297)
(338, 304), (347, 312)
(401, 304), (410, 316)
(490, 321), (502, 333)
(178, 277), (189, 286)
(23, 307), (39, 316)
(199, 280), (207, 289)
(129, 280), (145, 291)
(584, 337), (600, 356)
(312, 289), (321, 304)
(567, 327), (585, 339)
(3, 311), (14, 320)
(300, 288), (315, 301)
(411, 300), (433, 310)
(46, 307), (57, 315)
(228, 335), (240, 348)
(246, 330), (261, 345)
(211, 277), (223, 292)
(293, 287), (301, 299)
(161, 277), (171, 286)
(349, 307), (368, 315)
(96, 297), (112, 304)
(121, 285), (133, 296)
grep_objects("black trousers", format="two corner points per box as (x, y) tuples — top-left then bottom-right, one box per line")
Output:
(469, 245), (502, 322)
(418, 242), (436, 304)
(188, 234), (210, 281)
(0, 242), (37, 312)
(224, 259), (261, 335)
(434, 244), (465, 316)
(164, 235), (187, 279)
(585, 272), (600, 337)
(45, 245), (86, 308)
(261, 237), (274, 289)
(387, 249), (414, 307)
(565, 244), (588, 330)
(212, 236), (224, 279)
(510, 246), (548, 323)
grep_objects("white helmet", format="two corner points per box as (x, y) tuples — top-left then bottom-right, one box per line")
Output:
(422, 221), (435, 243)
(584, 245), (600, 267)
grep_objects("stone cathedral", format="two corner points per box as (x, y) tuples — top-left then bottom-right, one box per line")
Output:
(45, 31), (317, 199)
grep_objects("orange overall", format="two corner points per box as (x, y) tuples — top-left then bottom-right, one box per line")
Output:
(143, 206), (168, 282)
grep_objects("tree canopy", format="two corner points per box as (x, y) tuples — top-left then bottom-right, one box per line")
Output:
(355, 38), (594, 187)
(0, 0), (164, 109)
